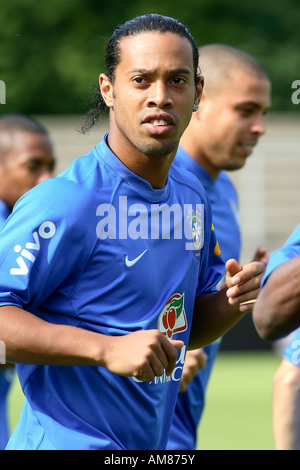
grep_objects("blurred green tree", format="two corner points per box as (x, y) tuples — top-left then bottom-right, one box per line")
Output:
(0, 0), (299, 114)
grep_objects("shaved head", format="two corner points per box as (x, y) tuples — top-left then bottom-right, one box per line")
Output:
(180, 43), (271, 178)
(0, 114), (50, 161)
(198, 44), (269, 96)
(0, 114), (55, 209)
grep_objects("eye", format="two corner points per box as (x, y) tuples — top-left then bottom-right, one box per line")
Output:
(132, 76), (148, 85)
(171, 77), (187, 85)
(239, 107), (254, 117)
(25, 159), (54, 173)
(26, 161), (41, 172)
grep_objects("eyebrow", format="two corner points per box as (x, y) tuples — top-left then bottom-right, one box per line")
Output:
(128, 68), (192, 76)
(21, 156), (55, 169)
(236, 101), (270, 112)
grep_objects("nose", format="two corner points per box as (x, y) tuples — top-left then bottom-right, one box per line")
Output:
(36, 168), (53, 185)
(251, 114), (266, 136)
(147, 81), (173, 109)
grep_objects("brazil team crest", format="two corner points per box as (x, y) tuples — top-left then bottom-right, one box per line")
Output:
(190, 209), (202, 249)
(158, 293), (187, 339)
(184, 205), (204, 255)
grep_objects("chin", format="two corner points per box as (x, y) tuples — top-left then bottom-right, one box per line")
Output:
(225, 160), (246, 172)
(138, 140), (178, 159)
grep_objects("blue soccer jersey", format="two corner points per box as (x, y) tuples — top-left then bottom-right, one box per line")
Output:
(0, 135), (224, 450)
(167, 147), (241, 450)
(0, 199), (14, 450)
(262, 224), (300, 369)
(284, 329), (300, 367)
(0, 366), (14, 450)
(0, 200), (11, 231)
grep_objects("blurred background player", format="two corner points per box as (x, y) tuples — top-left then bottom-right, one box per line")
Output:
(273, 328), (300, 450)
(0, 113), (55, 449)
(253, 225), (300, 450)
(167, 44), (271, 450)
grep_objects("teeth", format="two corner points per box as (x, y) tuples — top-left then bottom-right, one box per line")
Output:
(242, 144), (255, 152)
(150, 120), (169, 126)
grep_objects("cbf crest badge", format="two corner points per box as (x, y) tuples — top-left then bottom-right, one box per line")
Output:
(184, 204), (204, 257)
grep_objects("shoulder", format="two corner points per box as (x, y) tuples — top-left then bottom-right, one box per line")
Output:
(284, 224), (300, 248)
(169, 163), (210, 204)
(11, 163), (98, 241)
(16, 177), (87, 215)
(3, 176), (96, 256)
(262, 229), (300, 287)
(217, 171), (238, 197)
(16, 147), (103, 215)
(271, 225), (300, 264)
(57, 148), (99, 184)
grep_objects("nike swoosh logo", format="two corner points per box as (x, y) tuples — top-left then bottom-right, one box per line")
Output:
(125, 249), (148, 267)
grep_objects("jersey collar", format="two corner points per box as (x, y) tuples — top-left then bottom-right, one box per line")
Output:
(94, 134), (171, 203)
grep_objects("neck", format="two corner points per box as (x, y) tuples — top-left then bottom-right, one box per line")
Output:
(126, 154), (174, 189)
(180, 136), (220, 181)
(106, 132), (176, 190)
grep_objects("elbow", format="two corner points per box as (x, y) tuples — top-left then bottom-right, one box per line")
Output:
(254, 320), (281, 342)
(253, 295), (300, 341)
(253, 301), (283, 342)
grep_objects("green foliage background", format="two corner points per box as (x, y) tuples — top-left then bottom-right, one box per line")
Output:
(1, 0), (299, 114)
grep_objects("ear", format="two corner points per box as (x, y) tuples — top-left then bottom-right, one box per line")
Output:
(0, 162), (5, 197)
(194, 75), (204, 109)
(99, 74), (114, 108)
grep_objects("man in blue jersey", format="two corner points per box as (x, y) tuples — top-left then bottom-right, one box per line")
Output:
(167, 44), (271, 450)
(0, 113), (55, 449)
(0, 15), (265, 450)
(253, 225), (300, 449)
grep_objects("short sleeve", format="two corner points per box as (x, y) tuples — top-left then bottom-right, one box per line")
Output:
(0, 179), (95, 311)
(262, 224), (300, 287)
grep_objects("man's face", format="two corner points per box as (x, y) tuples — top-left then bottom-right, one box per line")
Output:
(0, 130), (55, 208)
(197, 70), (271, 172)
(100, 31), (202, 163)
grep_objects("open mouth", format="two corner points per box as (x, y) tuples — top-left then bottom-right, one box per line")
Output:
(239, 142), (257, 155)
(142, 115), (175, 136)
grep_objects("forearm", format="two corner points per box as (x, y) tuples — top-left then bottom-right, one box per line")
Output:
(0, 305), (183, 382)
(0, 305), (105, 366)
(189, 258), (265, 349)
(188, 289), (246, 349)
(179, 348), (208, 392)
(253, 256), (300, 340)
(273, 360), (300, 450)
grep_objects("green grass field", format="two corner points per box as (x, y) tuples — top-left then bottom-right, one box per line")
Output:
(7, 350), (281, 450)
(196, 351), (281, 450)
